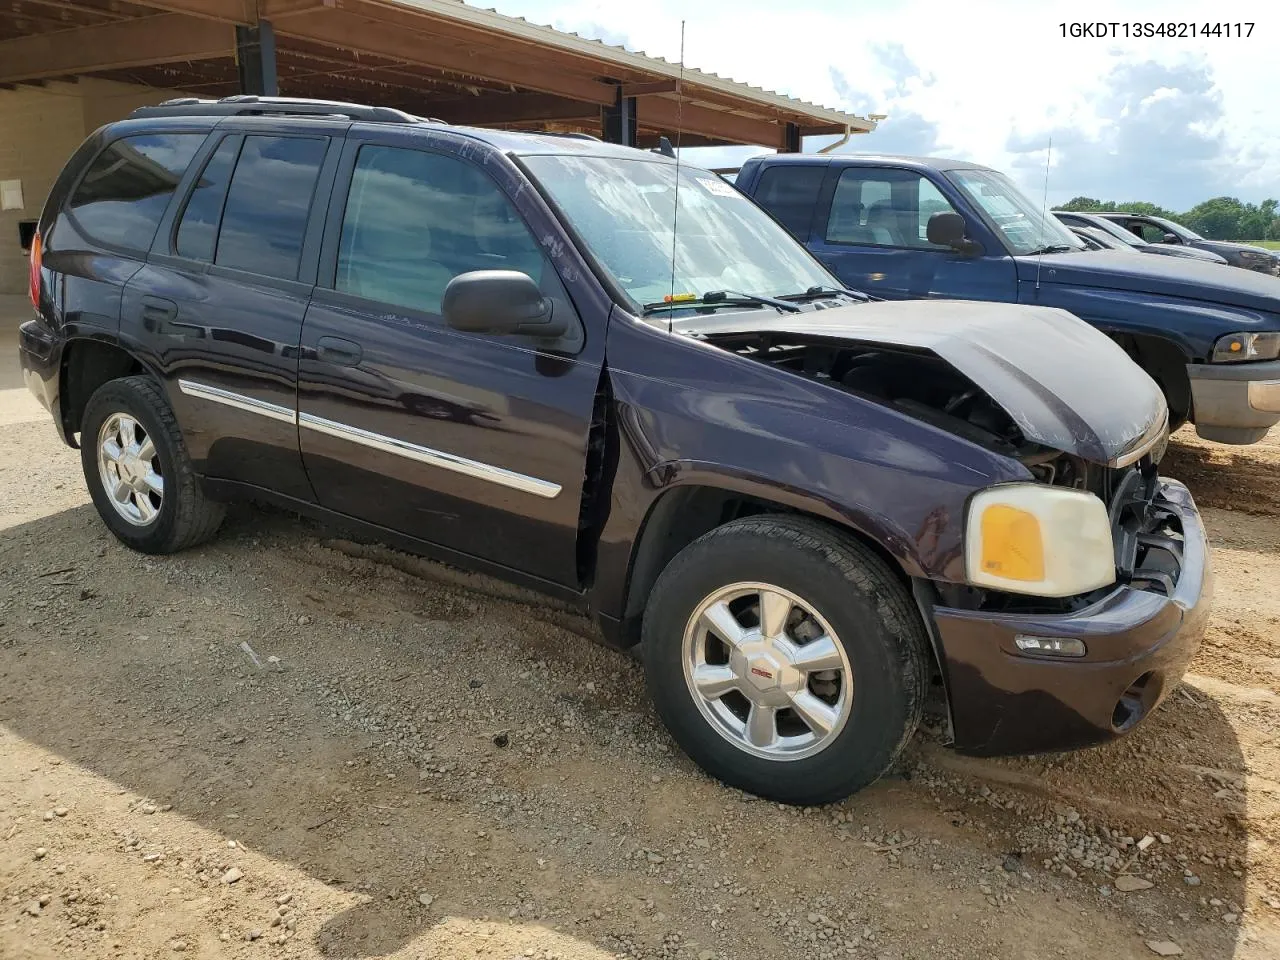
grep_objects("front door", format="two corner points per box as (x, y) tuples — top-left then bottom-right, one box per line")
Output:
(807, 165), (1016, 303)
(298, 132), (603, 588)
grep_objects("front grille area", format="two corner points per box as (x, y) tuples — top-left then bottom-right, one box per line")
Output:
(1107, 459), (1184, 596)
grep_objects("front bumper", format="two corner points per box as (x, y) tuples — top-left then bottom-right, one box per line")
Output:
(1188, 357), (1280, 444)
(928, 479), (1211, 756)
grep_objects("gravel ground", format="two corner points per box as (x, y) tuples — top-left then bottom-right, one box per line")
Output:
(2, 361), (1279, 960)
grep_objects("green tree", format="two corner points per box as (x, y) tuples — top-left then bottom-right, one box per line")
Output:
(1059, 196), (1111, 211)
(1182, 197), (1247, 240)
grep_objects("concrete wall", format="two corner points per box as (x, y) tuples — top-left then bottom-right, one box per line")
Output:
(0, 79), (191, 295)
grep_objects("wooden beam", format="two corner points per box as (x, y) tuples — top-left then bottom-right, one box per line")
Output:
(120, 0), (255, 24)
(417, 93), (598, 126)
(261, 0), (337, 19)
(0, 14), (235, 84)
(10, 0), (132, 19)
(620, 80), (678, 98)
(279, 10), (617, 105)
(638, 97), (783, 148)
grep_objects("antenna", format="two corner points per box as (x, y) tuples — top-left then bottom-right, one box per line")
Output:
(1035, 136), (1052, 293)
(667, 20), (686, 335)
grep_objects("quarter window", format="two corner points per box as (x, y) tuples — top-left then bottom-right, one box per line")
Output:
(67, 133), (203, 252)
(825, 168), (958, 249)
(214, 136), (326, 280)
(335, 145), (546, 315)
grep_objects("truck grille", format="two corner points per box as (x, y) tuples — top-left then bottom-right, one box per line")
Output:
(1107, 460), (1184, 596)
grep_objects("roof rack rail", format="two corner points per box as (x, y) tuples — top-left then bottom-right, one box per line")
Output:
(129, 95), (430, 125)
(513, 130), (601, 142)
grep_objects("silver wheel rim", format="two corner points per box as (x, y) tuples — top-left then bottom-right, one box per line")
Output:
(97, 413), (164, 527)
(682, 581), (854, 761)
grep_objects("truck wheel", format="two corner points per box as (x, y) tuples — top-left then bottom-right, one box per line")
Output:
(642, 515), (928, 805)
(81, 376), (225, 554)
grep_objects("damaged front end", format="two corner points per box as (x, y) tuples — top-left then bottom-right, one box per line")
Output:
(680, 299), (1208, 756)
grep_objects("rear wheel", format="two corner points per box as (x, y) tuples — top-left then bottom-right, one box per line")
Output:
(81, 376), (225, 554)
(642, 515), (929, 805)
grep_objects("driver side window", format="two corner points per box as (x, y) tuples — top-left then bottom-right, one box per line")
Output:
(825, 168), (958, 250)
(336, 145), (548, 315)
(1133, 221), (1168, 243)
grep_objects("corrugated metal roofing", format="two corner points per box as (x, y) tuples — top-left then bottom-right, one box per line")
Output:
(388, 0), (876, 131)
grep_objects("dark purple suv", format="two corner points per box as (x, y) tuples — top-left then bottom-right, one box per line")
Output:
(18, 97), (1211, 805)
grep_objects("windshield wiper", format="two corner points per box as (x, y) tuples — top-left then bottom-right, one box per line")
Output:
(641, 289), (801, 315)
(780, 284), (871, 303)
(1024, 244), (1076, 256)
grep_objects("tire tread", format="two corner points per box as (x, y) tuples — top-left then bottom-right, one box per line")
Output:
(642, 513), (930, 805)
(83, 376), (224, 553)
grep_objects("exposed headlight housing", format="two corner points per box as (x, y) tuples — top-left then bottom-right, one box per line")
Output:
(1212, 331), (1280, 362)
(965, 484), (1115, 597)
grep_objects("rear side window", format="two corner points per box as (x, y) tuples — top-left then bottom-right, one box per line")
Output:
(175, 136), (240, 261)
(67, 133), (203, 252)
(335, 145), (545, 315)
(752, 165), (825, 240)
(214, 136), (326, 280)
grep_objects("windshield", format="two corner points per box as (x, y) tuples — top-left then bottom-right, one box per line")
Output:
(1078, 227), (1126, 249)
(521, 155), (835, 309)
(1082, 215), (1146, 247)
(947, 168), (1084, 255)
(1152, 216), (1203, 241)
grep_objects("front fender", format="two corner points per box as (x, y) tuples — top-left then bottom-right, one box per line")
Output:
(643, 457), (923, 575)
(1022, 283), (1272, 361)
(588, 317), (1032, 626)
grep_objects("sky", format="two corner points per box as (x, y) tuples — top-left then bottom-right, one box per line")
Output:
(484, 0), (1279, 211)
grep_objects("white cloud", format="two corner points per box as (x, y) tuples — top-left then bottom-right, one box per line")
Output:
(485, 0), (1280, 209)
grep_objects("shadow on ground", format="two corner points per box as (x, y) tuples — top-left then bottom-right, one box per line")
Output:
(0, 501), (1255, 959)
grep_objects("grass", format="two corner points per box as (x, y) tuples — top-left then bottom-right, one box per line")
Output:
(1245, 240), (1280, 249)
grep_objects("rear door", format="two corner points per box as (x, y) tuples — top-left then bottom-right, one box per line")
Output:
(747, 163), (827, 242)
(806, 164), (1016, 302)
(124, 121), (344, 500)
(297, 130), (604, 588)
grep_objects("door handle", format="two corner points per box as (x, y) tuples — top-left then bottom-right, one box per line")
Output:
(141, 296), (178, 325)
(316, 336), (363, 367)
(140, 296), (204, 337)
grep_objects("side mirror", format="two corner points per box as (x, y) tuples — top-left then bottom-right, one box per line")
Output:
(442, 270), (567, 339)
(1161, 232), (1180, 245)
(927, 212), (982, 256)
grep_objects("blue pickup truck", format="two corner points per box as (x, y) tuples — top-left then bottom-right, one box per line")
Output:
(733, 154), (1280, 444)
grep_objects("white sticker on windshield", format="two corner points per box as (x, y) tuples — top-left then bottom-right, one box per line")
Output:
(696, 176), (741, 198)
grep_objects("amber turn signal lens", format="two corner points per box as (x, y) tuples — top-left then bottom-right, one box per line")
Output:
(978, 504), (1045, 582)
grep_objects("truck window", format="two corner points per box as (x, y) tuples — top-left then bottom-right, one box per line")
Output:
(174, 136), (240, 261)
(1132, 221), (1166, 243)
(66, 133), (204, 253)
(752, 165), (826, 240)
(825, 168), (957, 250)
(214, 136), (327, 281)
(335, 145), (546, 316)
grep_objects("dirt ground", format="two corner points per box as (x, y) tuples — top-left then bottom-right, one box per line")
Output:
(3, 311), (1279, 959)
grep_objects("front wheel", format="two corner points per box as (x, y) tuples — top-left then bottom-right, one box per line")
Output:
(642, 515), (929, 805)
(81, 376), (225, 554)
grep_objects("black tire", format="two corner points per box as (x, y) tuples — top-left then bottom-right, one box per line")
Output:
(642, 515), (929, 806)
(80, 375), (225, 554)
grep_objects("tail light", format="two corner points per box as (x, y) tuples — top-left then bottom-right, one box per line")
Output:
(28, 230), (42, 308)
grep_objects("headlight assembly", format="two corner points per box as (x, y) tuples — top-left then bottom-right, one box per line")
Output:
(1212, 331), (1280, 362)
(965, 484), (1115, 597)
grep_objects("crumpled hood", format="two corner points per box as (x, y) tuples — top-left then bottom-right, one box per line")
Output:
(1015, 250), (1280, 314)
(684, 299), (1167, 466)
